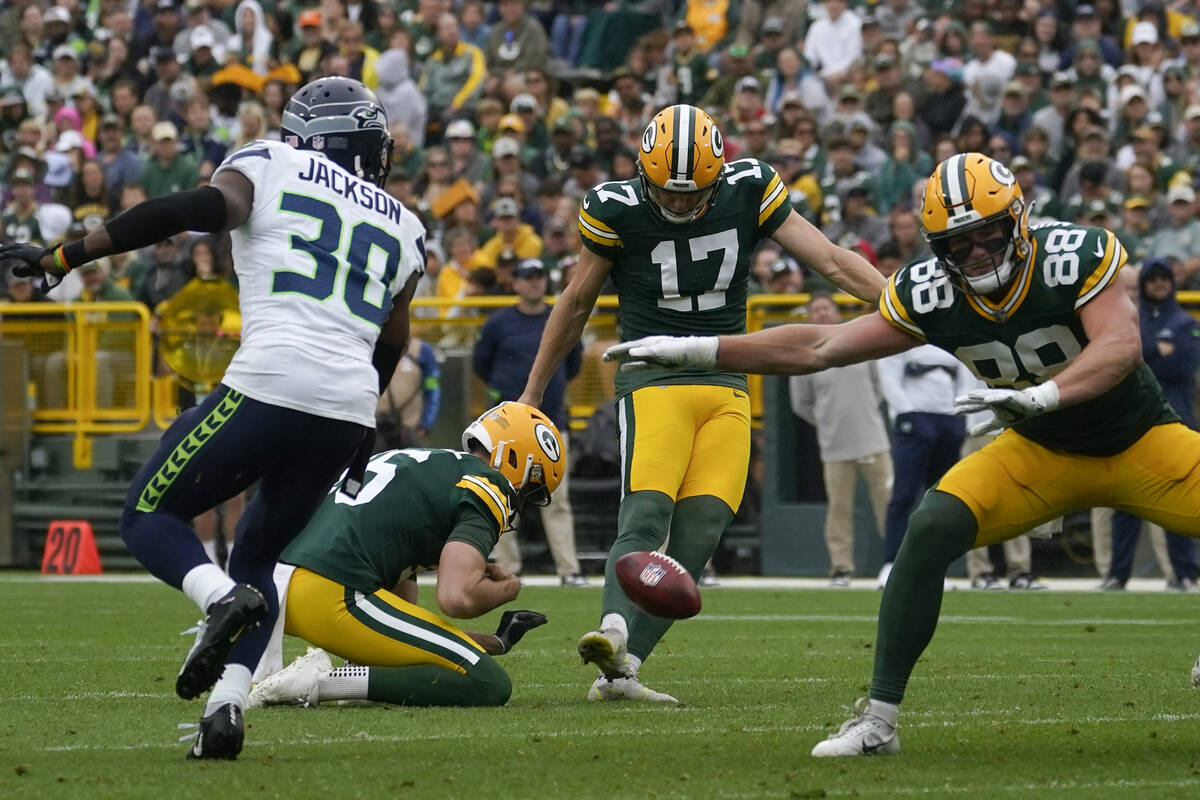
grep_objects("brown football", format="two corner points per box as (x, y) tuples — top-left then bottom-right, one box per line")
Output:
(615, 551), (702, 619)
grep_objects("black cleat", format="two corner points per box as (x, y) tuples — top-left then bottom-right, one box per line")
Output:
(176, 584), (268, 700)
(185, 703), (244, 760)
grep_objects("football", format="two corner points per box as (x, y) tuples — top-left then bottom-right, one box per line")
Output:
(615, 551), (702, 619)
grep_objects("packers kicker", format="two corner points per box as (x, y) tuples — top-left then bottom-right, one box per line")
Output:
(518, 104), (884, 702)
(605, 152), (1200, 753)
(245, 403), (562, 709)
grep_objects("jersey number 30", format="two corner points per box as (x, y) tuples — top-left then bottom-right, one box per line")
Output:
(277, 192), (402, 326)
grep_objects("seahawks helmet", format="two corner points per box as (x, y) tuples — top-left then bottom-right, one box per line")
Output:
(281, 77), (392, 186)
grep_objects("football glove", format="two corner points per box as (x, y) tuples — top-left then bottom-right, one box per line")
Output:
(493, 610), (547, 654)
(602, 335), (719, 370)
(0, 242), (64, 290)
(953, 382), (1060, 436)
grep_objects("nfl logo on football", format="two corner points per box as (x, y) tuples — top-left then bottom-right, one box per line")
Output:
(639, 563), (667, 587)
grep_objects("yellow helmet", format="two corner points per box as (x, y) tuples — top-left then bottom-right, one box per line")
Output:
(921, 152), (1032, 295)
(461, 402), (566, 508)
(638, 104), (726, 224)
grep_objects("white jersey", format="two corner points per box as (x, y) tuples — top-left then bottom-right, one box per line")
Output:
(214, 139), (425, 427)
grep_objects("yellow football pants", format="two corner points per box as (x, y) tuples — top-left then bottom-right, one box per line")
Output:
(937, 423), (1200, 547)
(618, 384), (751, 511)
(283, 568), (485, 673)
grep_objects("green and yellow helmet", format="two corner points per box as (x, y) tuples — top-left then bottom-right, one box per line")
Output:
(638, 104), (726, 224)
(922, 152), (1032, 295)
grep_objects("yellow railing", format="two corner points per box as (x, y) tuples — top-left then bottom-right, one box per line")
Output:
(0, 301), (152, 467)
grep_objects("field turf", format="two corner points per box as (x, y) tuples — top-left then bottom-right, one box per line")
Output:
(2, 574), (1200, 799)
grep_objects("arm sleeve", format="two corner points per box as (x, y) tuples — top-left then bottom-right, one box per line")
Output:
(417, 341), (441, 431)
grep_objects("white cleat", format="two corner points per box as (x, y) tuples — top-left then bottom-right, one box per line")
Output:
(588, 675), (678, 703)
(1192, 653), (1200, 689)
(811, 704), (900, 757)
(247, 646), (331, 709)
(577, 627), (630, 679)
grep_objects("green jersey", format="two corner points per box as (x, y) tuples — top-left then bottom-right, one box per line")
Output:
(280, 448), (517, 595)
(880, 222), (1176, 457)
(2, 206), (42, 245)
(577, 158), (792, 397)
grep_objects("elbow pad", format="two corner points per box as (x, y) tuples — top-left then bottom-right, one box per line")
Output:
(105, 186), (228, 253)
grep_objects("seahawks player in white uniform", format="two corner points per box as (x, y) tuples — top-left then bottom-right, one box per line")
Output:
(0, 77), (426, 760)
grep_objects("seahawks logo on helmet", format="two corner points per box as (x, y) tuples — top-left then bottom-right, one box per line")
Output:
(352, 105), (386, 131)
(534, 423), (561, 462)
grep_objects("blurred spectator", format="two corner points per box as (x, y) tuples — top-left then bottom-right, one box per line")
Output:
(292, 9), (336, 83)
(229, 0), (273, 76)
(875, 121), (931, 214)
(803, 0), (862, 85)
(374, 48), (426, 149)
(668, 22), (714, 108)
(137, 1), (184, 63)
(824, 182), (888, 252)
(144, 46), (185, 122)
(485, 0), (550, 75)
(184, 26), (222, 81)
(179, 95), (227, 176)
(1060, 4), (1122, 68)
(133, 235), (190, 309)
(700, 44), (758, 111)
(142, 121), (198, 199)
(460, 1), (491, 51)
(1150, 184), (1200, 286)
(338, 20), (378, 90)
(886, 208), (931, 265)
(421, 11), (487, 132)
(2, 167), (44, 244)
(789, 293), (891, 588)
(917, 58), (966, 138)
(474, 197), (542, 269)
(377, 337), (441, 451)
(96, 114), (143, 198)
(764, 258), (803, 294)
(474, 257), (586, 585)
(444, 118), (489, 185)
(61, 161), (113, 228)
(562, 146), (605, 201)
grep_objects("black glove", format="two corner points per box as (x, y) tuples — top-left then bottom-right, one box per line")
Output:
(0, 242), (62, 289)
(494, 610), (547, 654)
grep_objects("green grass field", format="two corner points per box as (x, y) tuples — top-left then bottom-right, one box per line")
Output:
(2, 575), (1200, 799)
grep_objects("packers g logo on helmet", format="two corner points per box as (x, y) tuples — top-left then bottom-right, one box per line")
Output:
(638, 104), (726, 224)
(461, 402), (566, 509)
(922, 152), (1032, 297)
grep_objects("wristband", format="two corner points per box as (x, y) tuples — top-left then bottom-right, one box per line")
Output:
(51, 245), (70, 273)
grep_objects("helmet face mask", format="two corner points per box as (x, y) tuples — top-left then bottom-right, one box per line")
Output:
(921, 153), (1031, 297)
(281, 77), (393, 187)
(461, 402), (565, 512)
(638, 104), (725, 225)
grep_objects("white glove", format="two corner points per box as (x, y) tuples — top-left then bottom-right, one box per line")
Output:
(953, 381), (1060, 436)
(602, 335), (719, 370)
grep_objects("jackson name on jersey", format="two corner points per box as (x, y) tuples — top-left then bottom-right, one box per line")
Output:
(880, 221), (1176, 456)
(213, 139), (426, 428)
(577, 157), (791, 396)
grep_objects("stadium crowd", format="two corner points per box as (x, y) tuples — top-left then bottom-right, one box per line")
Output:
(4, 0), (1200, 585)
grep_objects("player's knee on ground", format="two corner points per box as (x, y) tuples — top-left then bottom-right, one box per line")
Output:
(468, 654), (512, 707)
(899, 491), (978, 568)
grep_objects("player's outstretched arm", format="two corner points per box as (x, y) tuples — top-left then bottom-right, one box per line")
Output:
(770, 210), (885, 303)
(0, 170), (254, 281)
(518, 246), (613, 407)
(605, 312), (918, 375)
(1054, 281), (1142, 406)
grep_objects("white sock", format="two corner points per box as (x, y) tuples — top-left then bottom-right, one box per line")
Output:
(201, 539), (217, 564)
(865, 699), (899, 726)
(204, 663), (252, 715)
(601, 613), (628, 641)
(317, 664), (370, 701)
(182, 563), (236, 612)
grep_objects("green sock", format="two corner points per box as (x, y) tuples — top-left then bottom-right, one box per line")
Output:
(627, 495), (733, 662)
(366, 655), (512, 707)
(870, 490), (978, 705)
(601, 490), (674, 622)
